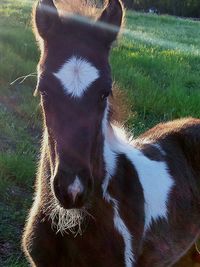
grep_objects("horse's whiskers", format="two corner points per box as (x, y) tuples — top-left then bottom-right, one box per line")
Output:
(47, 201), (88, 236)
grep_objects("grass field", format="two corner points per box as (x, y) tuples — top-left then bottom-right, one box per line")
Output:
(0, 0), (200, 266)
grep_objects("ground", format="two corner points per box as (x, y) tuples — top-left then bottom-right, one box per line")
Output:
(0, 0), (200, 266)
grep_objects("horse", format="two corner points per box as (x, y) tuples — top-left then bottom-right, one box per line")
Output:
(22, 0), (200, 266)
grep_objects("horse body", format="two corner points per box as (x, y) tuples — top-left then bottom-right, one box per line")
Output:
(22, 1), (200, 266)
(23, 118), (200, 267)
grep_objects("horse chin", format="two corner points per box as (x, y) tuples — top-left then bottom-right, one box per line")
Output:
(47, 199), (88, 237)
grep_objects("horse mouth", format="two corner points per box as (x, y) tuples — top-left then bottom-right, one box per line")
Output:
(47, 199), (90, 236)
(57, 196), (86, 210)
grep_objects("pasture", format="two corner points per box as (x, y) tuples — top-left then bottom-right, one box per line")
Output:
(0, 0), (200, 266)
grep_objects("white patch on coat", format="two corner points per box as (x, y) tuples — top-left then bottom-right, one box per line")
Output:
(102, 176), (135, 266)
(102, 111), (174, 235)
(102, 106), (135, 266)
(54, 56), (99, 97)
(102, 106), (118, 195)
(113, 205), (134, 267)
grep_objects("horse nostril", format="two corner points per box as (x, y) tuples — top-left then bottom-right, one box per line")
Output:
(68, 176), (84, 203)
(53, 173), (86, 209)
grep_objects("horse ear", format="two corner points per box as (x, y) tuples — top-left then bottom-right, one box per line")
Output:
(97, 0), (124, 47)
(33, 0), (60, 39)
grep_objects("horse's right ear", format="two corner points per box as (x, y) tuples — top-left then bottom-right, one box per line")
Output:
(33, 0), (60, 40)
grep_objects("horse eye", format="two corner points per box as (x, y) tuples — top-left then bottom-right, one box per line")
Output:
(101, 91), (110, 101)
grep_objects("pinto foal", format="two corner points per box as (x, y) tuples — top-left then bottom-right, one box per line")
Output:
(22, 0), (200, 266)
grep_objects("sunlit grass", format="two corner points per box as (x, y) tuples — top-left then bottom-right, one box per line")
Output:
(0, 0), (200, 265)
(0, 1), (39, 265)
(125, 11), (200, 53)
(111, 12), (200, 134)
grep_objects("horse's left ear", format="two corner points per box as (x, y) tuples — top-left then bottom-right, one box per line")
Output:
(97, 0), (124, 47)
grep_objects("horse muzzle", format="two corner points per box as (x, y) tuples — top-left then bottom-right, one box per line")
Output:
(53, 167), (93, 209)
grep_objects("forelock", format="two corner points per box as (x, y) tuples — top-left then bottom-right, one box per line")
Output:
(56, 0), (103, 18)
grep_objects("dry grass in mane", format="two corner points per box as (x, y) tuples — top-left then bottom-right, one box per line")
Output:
(56, 0), (104, 18)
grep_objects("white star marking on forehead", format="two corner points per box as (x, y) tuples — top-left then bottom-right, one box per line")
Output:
(54, 56), (100, 98)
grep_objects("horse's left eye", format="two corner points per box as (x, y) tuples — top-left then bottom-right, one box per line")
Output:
(101, 91), (110, 101)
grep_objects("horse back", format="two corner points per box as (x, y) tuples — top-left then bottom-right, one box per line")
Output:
(139, 118), (200, 192)
(134, 118), (200, 266)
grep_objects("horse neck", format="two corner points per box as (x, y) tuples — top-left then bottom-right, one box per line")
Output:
(102, 118), (129, 193)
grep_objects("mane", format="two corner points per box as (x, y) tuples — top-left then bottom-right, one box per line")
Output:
(56, 0), (104, 18)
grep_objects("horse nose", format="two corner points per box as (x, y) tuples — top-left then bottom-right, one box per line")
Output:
(68, 176), (84, 203)
(53, 168), (91, 209)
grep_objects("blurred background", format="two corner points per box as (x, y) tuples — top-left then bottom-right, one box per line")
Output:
(123, 0), (200, 18)
(0, 0), (200, 266)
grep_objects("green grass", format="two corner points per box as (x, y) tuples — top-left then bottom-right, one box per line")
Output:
(0, 1), (39, 266)
(111, 11), (200, 134)
(0, 1), (200, 266)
